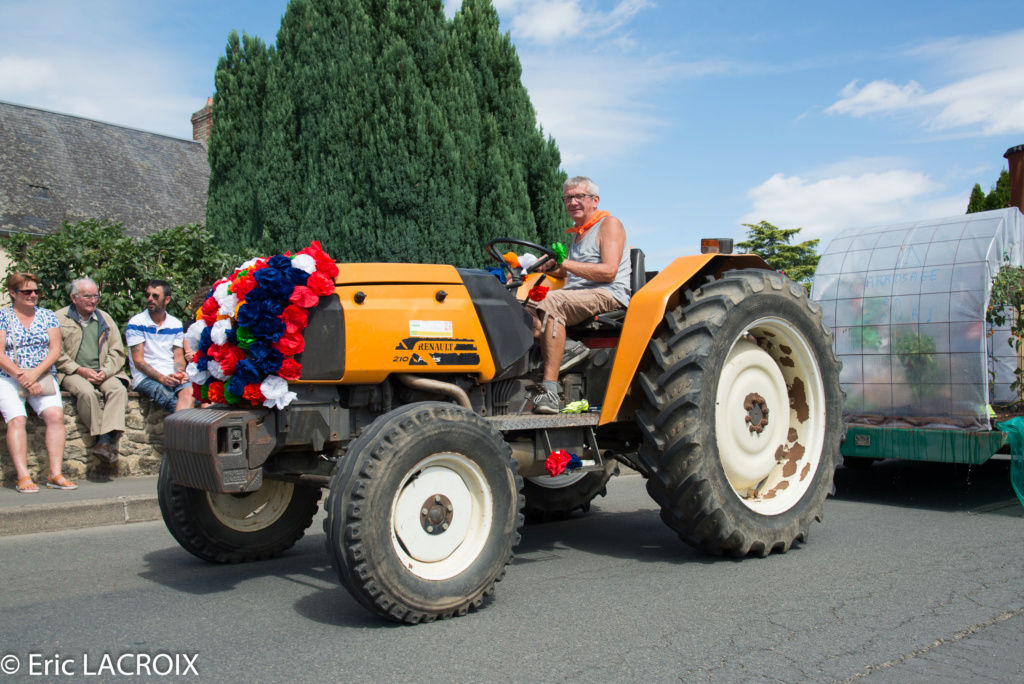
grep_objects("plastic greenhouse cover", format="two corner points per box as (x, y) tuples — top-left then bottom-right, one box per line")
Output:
(811, 208), (1024, 431)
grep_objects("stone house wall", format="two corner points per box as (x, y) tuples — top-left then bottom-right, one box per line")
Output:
(1, 391), (166, 484)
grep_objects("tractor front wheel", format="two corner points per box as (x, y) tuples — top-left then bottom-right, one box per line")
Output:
(158, 459), (321, 563)
(324, 402), (523, 624)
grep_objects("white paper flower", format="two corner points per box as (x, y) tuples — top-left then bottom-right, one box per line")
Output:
(184, 321), (206, 350)
(185, 362), (209, 385)
(239, 257), (260, 270)
(207, 360), (226, 381)
(518, 253), (538, 270)
(291, 254), (316, 274)
(211, 319), (233, 346)
(261, 375), (297, 410)
(212, 282), (239, 317)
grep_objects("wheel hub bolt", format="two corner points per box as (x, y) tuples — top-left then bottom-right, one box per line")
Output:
(420, 493), (454, 535)
(744, 392), (770, 434)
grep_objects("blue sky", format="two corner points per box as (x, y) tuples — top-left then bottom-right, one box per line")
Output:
(2, 0), (1022, 268)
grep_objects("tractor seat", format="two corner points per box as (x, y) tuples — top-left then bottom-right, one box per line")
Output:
(568, 248), (648, 332)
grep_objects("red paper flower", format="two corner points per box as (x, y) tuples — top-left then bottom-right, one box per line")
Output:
(274, 332), (305, 356)
(528, 285), (549, 302)
(242, 383), (265, 404)
(230, 274), (257, 298)
(307, 271), (335, 297)
(219, 345), (246, 375)
(206, 343), (224, 362)
(281, 305), (309, 335)
(289, 286), (319, 308)
(192, 383), (201, 397)
(207, 381), (226, 404)
(545, 449), (571, 477)
(299, 241), (339, 278)
(278, 358), (302, 381)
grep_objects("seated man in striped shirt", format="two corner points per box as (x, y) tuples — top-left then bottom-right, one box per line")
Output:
(125, 279), (193, 413)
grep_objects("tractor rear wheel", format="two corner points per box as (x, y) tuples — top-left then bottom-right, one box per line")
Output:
(635, 269), (843, 557)
(158, 458), (322, 564)
(524, 459), (618, 520)
(324, 402), (523, 624)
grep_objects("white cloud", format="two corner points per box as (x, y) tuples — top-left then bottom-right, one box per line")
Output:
(0, 1), (211, 139)
(826, 28), (1024, 136)
(826, 79), (923, 117)
(741, 164), (969, 242)
(501, 0), (654, 45)
(0, 56), (58, 92)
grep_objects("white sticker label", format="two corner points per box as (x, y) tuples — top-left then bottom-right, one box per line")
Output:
(410, 320), (453, 338)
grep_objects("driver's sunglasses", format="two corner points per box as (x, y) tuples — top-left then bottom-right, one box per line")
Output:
(562, 193), (594, 204)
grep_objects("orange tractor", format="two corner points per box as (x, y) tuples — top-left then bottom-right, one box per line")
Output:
(159, 239), (843, 624)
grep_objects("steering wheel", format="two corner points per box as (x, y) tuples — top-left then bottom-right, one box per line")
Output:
(485, 238), (559, 289)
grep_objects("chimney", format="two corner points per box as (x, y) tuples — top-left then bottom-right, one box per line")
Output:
(1005, 144), (1024, 214)
(190, 97), (213, 145)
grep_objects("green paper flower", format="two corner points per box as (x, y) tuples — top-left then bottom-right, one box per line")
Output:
(552, 242), (567, 263)
(224, 388), (240, 404)
(235, 326), (256, 350)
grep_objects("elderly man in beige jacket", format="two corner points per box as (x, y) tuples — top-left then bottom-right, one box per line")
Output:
(55, 278), (129, 463)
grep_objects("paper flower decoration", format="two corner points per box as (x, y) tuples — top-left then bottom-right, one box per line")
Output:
(185, 241), (337, 409)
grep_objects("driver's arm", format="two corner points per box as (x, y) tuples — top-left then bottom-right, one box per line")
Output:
(543, 217), (626, 283)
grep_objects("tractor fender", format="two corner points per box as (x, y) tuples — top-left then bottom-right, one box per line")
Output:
(599, 253), (773, 425)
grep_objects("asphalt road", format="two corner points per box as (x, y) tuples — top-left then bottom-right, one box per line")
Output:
(0, 459), (1021, 683)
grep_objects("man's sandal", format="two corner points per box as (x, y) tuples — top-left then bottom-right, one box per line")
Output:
(46, 475), (78, 490)
(16, 476), (39, 493)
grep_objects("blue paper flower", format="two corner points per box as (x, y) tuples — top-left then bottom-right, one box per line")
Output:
(268, 255), (293, 271)
(286, 267), (310, 286)
(233, 359), (262, 385)
(254, 266), (295, 300)
(199, 326), (213, 351)
(249, 340), (284, 375)
(227, 374), (248, 398)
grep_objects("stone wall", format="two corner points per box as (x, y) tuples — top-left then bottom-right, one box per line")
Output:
(1, 392), (166, 484)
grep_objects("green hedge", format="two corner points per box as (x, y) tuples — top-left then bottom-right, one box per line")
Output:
(3, 220), (255, 333)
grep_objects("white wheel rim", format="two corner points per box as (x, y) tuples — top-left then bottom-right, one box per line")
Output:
(391, 453), (493, 581)
(527, 470), (588, 489)
(207, 480), (294, 532)
(714, 318), (826, 515)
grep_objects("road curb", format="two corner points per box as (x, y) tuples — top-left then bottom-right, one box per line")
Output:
(0, 495), (160, 537)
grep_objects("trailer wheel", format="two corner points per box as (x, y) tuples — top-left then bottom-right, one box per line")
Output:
(524, 459), (618, 520)
(325, 402), (523, 624)
(635, 270), (843, 557)
(157, 459), (321, 563)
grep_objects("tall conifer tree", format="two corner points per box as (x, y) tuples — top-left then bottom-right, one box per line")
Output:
(206, 0), (569, 267)
(207, 31), (272, 249)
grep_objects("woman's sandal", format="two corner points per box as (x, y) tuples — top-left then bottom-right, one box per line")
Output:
(46, 475), (78, 490)
(16, 476), (39, 493)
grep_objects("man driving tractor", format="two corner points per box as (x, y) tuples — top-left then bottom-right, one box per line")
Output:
(528, 175), (631, 413)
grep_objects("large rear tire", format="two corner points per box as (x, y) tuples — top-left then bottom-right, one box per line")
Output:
(635, 270), (843, 557)
(324, 402), (524, 624)
(157, 458), (322, 563)
(524, 459), (618, 520)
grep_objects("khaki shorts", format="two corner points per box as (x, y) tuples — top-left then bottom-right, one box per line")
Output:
(526, 288), (622, 336)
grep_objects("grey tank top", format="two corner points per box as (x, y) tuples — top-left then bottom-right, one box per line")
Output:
(564, 217), (632, 307)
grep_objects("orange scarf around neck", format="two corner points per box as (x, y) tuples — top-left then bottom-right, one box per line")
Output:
(566, 210), (610, 235)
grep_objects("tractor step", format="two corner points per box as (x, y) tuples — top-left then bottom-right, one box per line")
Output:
(484, 413), (601, 431)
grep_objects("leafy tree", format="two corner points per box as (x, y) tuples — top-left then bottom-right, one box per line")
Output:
(736, 221), (820, 288)
(206, 0), (568, 267)
(3, 220), (254, 333)
(967, 169), (1011, 213)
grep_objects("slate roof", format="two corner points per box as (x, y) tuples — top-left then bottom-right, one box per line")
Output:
(0, 100), (209, 239)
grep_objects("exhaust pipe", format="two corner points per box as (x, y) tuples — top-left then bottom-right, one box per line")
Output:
(1005, 145), (1024, 214)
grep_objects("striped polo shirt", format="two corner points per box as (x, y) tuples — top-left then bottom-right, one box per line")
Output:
(125, 310), (184, 389)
